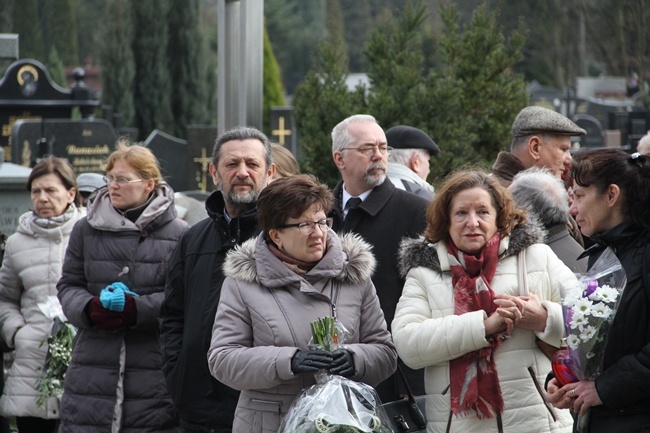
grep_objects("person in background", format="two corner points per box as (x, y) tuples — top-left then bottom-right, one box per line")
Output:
(57, 140), (187, 432)
(75, 172), (105, 207)
(492, 106), (586, 247)
(329, 114), (429, 402)
(0, 157), (83, 433)
(270, 142), (300, 180)
(636, 130), (650, 156)
(394, 169), (575, 433)
(160, 127), (275, 432)
(386, 125), (440, 200)
(509, 167), (587, 273)
(547, 149), (650, 433)
(208, 174), (396, 432)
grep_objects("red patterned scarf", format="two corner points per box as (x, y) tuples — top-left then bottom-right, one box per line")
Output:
(447, 232), (505, 419)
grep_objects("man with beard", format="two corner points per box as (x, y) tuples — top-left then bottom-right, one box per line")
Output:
(160, 127), (275, 432)
(329, 114), (429, 402)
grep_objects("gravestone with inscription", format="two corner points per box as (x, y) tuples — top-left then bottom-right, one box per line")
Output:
(0, 59), (99, 163)
(270, 107), (298, 158)
(144, 130), (188, 193)
(11, 119), (117, 173)
(0, 148), (32, 237)
(573, 115), (604, 149)
(186, 125), (218, 192)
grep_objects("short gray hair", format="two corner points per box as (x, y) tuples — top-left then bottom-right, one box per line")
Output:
(509, 167), (569, 227)
(212, 126), (272, 168)
(331, 114), (377, 154)
(389, 148), (428, 165)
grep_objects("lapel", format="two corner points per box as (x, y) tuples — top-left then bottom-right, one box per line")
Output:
(331, 180), (395, 233)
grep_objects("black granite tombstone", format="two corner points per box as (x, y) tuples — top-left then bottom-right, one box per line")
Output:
(144, 129), (188, 193)
(574, 115), (604, 149)
(186, 125), (218, 192)
(11, 118), (117, 173)
(270, 107), (298, 158)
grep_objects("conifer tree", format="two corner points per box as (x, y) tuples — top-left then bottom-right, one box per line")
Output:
(132, 0), (173, 139)
(50, 0), (78, 66)
(12, 0), (43, 60)
(100, 0), (135, 127)
(263, 25), (286, 134)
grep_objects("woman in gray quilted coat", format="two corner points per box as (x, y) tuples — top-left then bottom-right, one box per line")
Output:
(0, 158), (83, 433)
(56, 140), (187, 433)
(207, 174), (397, 433)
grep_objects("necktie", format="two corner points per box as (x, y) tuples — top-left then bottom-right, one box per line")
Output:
(346, 197), (362, 209)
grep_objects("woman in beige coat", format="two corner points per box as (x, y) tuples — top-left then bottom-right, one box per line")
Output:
(0, 158), (83, 433)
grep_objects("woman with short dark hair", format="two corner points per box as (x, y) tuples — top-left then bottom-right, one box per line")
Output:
(547, 149), (650, 432)
(208, 174), (396, 433)
(0, 157), (83, 432)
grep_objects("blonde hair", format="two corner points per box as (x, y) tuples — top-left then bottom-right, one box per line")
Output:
(271, 143), (300, 179)
(103, 138), (163, 185)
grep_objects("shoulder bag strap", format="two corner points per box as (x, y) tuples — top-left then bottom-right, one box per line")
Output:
(395, 361), (426, 429)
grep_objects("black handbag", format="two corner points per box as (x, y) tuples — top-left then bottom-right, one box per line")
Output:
(380, 363), (427, 433)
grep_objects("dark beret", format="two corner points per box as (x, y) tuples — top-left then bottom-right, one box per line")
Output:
(385, 125), (440, 155)
(512, 106), (586, 138)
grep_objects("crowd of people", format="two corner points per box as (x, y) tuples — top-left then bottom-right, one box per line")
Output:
(0, 107), (647, 433)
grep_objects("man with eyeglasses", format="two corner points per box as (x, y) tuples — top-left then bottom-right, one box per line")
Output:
(330, 114), (429, 403)
(160, 126), (275, 433)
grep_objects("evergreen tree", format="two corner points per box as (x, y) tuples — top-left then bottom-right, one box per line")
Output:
(167, 0), (207, 138)
(293, 32), (365, 187)
(47, 46), (66, 87)
(132, 0), (173, 139)
(50, 0), (79, 66)
(262, 25), (286, 134)
(100, 0), (135, 127)
(340, 0), (371, 72)
(12, 0), (43, 61)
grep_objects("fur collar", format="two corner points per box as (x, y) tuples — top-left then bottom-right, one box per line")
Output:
(223, 232), (376, 285)
(398, 216), (546, 278)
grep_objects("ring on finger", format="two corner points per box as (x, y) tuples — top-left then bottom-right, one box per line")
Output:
(570, 389), (576, 398)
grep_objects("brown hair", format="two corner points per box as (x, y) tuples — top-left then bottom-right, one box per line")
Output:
(271, 143), (300, 179)
(572, 148), (650, 229)
(257, 174), (334, 238)
(103, 138), (162, 185)
(27, 157), (80, 206)
(424, 169), (525, 243)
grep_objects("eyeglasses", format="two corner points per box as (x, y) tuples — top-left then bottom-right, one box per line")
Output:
(279, 218), (333, 235)
(341, 145), (393, 156)
(103, 175), (144, 186)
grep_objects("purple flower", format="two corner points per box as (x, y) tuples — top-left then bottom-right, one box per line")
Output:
(582, 280), (598, 298)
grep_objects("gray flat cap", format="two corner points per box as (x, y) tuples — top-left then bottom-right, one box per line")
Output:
(512, 106), (586, 138)
(76, 173), (105, 193)
(386, 125), (440, 155)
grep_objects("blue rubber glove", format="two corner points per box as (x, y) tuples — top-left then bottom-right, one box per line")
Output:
(100, 282), (139, 312)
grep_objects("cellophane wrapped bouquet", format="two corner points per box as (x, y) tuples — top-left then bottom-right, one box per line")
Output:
(36, 295), (77, 407)
(552, 247), (627, 432)
(278, 317), (392, 433)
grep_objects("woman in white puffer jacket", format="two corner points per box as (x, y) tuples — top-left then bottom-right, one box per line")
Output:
(393, 170), (576, 433)
(0, 158), (83, 433)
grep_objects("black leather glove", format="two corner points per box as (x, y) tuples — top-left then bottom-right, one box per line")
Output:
(329, 348), (355, 377)
(291, 349), (333, 375)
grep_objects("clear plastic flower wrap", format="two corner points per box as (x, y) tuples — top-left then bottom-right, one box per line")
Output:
(278, 316), (393, 433)
(554, 247), (627, 384)
(278, 373), (393, 433)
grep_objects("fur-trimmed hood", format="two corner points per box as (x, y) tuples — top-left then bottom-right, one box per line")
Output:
(223, 231), (376, 287)
(398, 216), (546, 278)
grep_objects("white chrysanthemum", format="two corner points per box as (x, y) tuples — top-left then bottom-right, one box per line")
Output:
(566, 334), (581, 350)
(570, 312), (588, 329)
(591, 303), (613, 318)
(594, 285), (619, 304)
(573, 297), (594, 315)
(580, 326), (597, 342)
(563, 289), (583, 307)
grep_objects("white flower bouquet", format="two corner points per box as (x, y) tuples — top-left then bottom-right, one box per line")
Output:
(36, 296), (77, 407)
(278, 317), (392, 433)
(553, 248), (627, 386)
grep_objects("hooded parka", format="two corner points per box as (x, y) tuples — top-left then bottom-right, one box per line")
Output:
(0, 204), (84, 419)
(56, 185), (186, 433)
(393, 220), (576, 433)
(208, 231), (397, 433)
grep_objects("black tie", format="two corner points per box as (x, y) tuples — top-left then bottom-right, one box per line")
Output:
(346, 197), (362, 209)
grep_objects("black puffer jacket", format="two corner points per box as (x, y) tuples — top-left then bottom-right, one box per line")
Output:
(160, 191), (261, 432)
(582, 220), (650, 432)
(57, 184), (187, 433)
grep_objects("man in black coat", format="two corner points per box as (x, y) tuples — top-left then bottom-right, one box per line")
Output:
(329, 114), (429, 402)
(160, 127), (275, 432)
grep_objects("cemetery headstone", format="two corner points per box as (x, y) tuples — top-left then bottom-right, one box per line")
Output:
(186, 125), (218, 192)
(270, 106), (298, 158)
(0, 148), (32, 237)
(573, 115), (604, 149)
(144, 130), (188, 193)
(11, 118), (117, 172)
